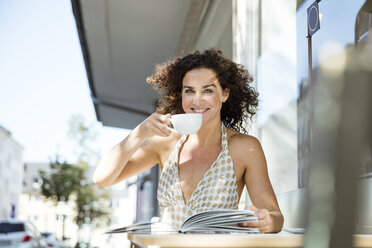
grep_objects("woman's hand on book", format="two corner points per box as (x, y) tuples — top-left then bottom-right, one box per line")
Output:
(239, 205), (273, 233)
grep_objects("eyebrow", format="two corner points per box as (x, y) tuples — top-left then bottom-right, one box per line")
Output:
(183, 84), (217, 89)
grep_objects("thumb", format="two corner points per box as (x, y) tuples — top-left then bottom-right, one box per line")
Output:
(159, 113), (171, 125)
(164, 113), (172, 125)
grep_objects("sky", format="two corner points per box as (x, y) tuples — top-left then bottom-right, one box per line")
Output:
(0, 0), (130, 164)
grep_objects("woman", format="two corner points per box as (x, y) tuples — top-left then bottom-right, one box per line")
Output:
(93, 49), (283, 233)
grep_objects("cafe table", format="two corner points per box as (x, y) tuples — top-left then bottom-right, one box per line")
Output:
(127, 232), (372, 248)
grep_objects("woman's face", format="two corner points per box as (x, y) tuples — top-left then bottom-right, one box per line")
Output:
(181, 68), (229, 124)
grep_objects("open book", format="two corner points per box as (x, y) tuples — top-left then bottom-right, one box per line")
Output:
(106, 209), (259, 234)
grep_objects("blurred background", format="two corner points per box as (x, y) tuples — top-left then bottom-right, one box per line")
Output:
(1, 0), (371, 248)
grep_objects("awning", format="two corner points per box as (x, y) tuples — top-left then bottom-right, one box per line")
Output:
(71, 0), (218, 129)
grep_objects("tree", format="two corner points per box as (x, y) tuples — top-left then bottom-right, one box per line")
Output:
(75, 184), (111, 228)
(66, 114), (112, 229)
(39, 114), (111, 242)
(67, 114), (100, 167)
(39, 159), (84, 203)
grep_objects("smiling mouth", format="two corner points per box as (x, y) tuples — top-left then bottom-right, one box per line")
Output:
(192, 108), (208, 113)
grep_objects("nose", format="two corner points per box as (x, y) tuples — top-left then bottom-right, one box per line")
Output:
(192, 92), (203, 105)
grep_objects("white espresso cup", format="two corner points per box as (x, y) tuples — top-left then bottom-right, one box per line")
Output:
(165, 113), (202, 135)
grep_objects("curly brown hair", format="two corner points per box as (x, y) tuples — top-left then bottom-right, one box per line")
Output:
(146, 49), (259, 134)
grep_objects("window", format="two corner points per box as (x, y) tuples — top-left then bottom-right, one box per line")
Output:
(0, 222), (25, 233)
(296, 0), (368, 185)
(355, 1), (372, 45)
(257, 0), (298, 193)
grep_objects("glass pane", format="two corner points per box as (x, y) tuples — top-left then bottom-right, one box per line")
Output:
(257, 0), (298, 193)
(0, 223), (25, 233)
(296, 0), (366, 186)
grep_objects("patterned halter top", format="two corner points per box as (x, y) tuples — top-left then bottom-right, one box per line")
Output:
(157, 123), (239, 228)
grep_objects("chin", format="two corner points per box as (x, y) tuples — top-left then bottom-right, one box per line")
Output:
(201, 114), (214, 124)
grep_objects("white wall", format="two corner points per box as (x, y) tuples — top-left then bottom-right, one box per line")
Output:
(0, 125), (23, 219)
(23, 162), (51, 193)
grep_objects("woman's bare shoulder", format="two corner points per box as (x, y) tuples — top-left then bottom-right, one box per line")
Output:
(145, 132), (181, 166)
(227, 128), (260, 145)
(227, 128), (263, 161)
(149, 132), (180, 151)
(155, 133), (181, 169)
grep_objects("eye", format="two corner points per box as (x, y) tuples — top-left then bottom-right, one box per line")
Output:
(204, 89), (213, 93)
(184, 89), (194, 93)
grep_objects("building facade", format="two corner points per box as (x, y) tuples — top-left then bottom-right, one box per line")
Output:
(0, 125), (23, 219)
(250, 0), (372, 233)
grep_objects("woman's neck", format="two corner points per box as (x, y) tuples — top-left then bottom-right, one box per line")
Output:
(187, 119), (222, 147)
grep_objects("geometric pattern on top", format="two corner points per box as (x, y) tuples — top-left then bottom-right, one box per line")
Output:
(157, 123), (239, 228)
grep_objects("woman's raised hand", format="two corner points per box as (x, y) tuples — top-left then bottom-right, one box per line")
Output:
(93, 113), (173, 186)
(137, 113), (172, 139)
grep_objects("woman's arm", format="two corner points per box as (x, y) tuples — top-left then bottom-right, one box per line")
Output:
(234, 136), (284, 233)
(93, 113), (172, 187)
